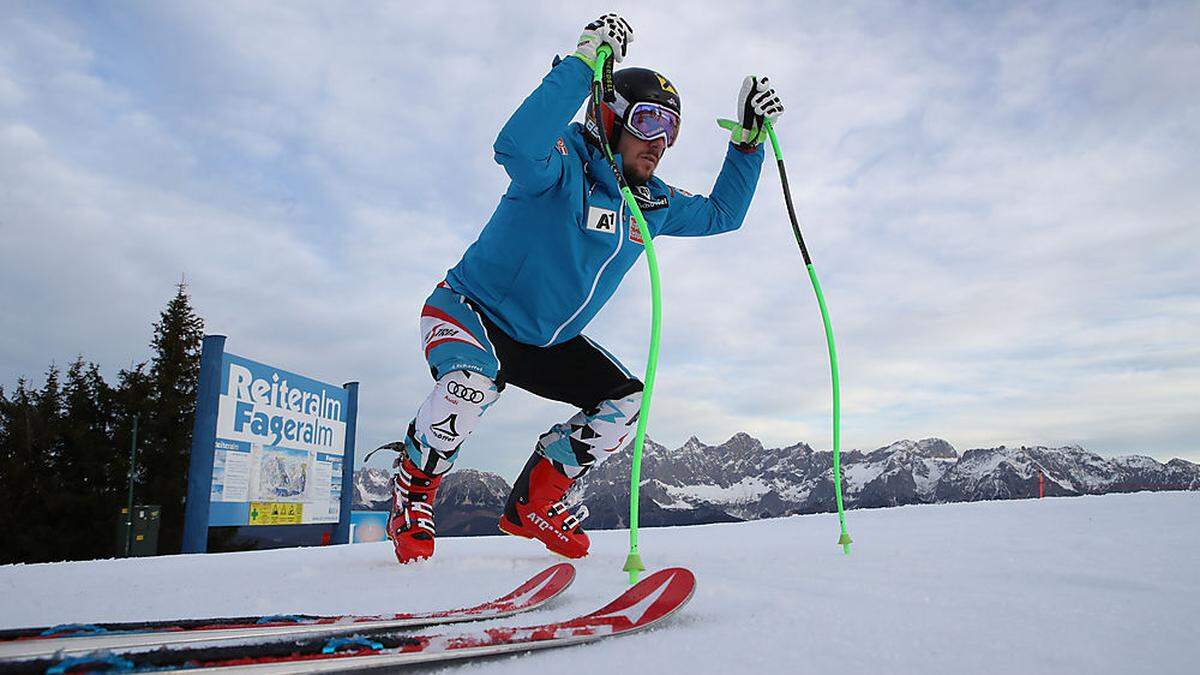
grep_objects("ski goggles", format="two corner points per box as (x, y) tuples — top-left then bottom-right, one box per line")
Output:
(624, 102), (681, 147)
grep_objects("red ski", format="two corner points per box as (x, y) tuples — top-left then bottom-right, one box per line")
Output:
(0, 563), (574, 662)
(26, 567), (695, 674)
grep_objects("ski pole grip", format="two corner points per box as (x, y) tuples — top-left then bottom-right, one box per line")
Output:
(765, 120), (784, 162)
(594, 45), (616, 101)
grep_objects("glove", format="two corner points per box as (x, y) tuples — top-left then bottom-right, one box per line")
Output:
(717, 76), (785, 147)
(573, 13), (634, 68)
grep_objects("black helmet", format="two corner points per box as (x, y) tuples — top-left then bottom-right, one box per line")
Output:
(587, 67), (682, 148)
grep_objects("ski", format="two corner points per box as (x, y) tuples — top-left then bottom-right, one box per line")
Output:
(0, 563), (574, 662)
(18, 567), (695, 674)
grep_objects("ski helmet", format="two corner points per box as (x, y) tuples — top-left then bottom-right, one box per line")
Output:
(587, 67), (682, 148)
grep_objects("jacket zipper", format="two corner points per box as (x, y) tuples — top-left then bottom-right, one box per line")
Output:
(544, 172), (624, 347)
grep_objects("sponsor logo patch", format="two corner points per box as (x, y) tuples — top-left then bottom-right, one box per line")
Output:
(556, 137), (568, 156)
(430, 414), (460, 442)
(656, 74), (678, 95)
(586, 206), (618, 234)
(447, 381), (485, 404)
(629, 217), (644, 245)
(420, 305), (486, 356)
(632, 184), (669, 211)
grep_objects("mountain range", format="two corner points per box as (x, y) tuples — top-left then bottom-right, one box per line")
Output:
(352, 435), (1199, 535)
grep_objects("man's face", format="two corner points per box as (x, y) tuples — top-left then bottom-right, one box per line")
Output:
(617, 132), (666, 185)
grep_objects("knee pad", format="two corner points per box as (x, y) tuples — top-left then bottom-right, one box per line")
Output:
(406, 370), (500, 475)
(536, 392), (641, 478)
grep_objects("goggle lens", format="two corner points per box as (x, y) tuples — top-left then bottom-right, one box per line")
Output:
(625, 102), (681, 147)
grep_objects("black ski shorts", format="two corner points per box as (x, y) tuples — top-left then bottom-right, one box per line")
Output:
(419, 282), (643, 411)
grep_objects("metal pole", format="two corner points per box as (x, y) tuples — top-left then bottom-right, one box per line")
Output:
(125, 415), (139, 558)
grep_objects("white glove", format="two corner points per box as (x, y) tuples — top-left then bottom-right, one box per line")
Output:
(718, 76), (785, 146)
(573, 13), (634, 67)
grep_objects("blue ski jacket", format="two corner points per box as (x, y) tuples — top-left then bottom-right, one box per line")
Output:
(445, 55), (764, 347)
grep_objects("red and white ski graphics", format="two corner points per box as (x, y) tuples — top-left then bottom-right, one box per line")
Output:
(0, 563), (574, 661)
(104, 568), (696, 673)
(420, 304), (486, 357)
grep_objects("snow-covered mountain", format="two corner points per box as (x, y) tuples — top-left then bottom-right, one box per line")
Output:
(432, 469), (511, 536)
(354, 435), (1199, 531)
(567, 434), (1199, 528)
(353, 467), (510, 536)
(353, 466), (392, 509)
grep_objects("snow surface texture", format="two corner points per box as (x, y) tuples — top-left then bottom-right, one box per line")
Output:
(2, 491), (1197, 674)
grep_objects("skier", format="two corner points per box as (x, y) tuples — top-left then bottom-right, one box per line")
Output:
(384, 13), (784, 563)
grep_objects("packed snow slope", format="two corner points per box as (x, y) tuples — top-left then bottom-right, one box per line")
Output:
(2, 491), (1196, 674)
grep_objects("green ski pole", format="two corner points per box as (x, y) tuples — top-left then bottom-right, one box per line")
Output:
(765, 121), (853, 554)
(589, 45), (663, 583)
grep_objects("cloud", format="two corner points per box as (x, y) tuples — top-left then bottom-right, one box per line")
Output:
(1, 2), (1197, 487)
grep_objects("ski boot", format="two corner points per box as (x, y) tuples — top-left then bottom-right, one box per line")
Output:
(387, 455), (443, 564)
(498, 453), (590, 559)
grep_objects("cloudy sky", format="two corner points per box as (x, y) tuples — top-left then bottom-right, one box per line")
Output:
(2, 2), (1197, 479)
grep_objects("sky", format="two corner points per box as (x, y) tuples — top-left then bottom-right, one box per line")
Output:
(1, 1), (1197, 480)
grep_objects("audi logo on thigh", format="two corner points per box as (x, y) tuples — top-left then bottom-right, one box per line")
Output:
(447, 381), (486, 404)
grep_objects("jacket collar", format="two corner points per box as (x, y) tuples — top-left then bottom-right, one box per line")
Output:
(571, 123), (670, 207)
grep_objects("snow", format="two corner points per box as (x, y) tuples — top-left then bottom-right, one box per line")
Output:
(1113, 455), (1161, 470)
(2, 491), (1198, 674)
(838, 459), (879, 492)
(662, 476), (770, 505)
(912, 457), (955, 495)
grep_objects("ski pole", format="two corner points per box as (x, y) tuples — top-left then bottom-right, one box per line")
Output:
(765, 121), (853, 554)
(589, 45), (662, 583)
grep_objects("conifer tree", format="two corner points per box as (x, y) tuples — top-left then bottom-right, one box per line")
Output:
(0, 373), (60, 563)
(60, 357), (121, 559)
(140, 282), (205, 554)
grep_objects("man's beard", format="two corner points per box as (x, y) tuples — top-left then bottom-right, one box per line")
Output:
(622, 162), (652, 186)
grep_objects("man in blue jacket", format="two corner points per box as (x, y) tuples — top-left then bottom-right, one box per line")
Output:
(385, 14), (785, 563)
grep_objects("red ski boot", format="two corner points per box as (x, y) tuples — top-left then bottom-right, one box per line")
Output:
(387, 455), (443, 564)
(498, 454), (590, 559)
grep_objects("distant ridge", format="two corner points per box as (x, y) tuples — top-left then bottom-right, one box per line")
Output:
(353, 436), (1199, 533)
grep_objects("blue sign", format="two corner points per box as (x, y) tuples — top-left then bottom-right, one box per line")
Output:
(183, 336), (360, 552)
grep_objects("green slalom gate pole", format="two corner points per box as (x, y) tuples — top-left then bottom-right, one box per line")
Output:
(589, 46), (662, 583)
(766, 121), (853, 554)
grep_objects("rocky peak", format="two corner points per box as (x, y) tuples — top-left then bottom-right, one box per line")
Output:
(436, 469), (510, 508)
(915, 438), (958, 459)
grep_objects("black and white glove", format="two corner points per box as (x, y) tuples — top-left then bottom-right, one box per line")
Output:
(718, 76), (785, 147)
(573, 13), (634, 68)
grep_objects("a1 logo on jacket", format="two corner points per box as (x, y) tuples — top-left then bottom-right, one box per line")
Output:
(586, 206), (618, 234)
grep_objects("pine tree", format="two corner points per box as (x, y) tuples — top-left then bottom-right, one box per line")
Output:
(140, 282), (205, 554)
(59, 357), (121, 560)
(0, 372), (62, 563)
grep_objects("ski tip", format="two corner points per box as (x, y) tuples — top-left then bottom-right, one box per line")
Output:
(509, 562), (576, 604)
(585, 567), (696, 631)
(543, 561), (577, 584)
(642, 567), (695, 589)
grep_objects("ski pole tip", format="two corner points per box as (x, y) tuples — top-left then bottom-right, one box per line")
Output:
(837, 532), (853, 555)
(623, 552), (645, 585)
